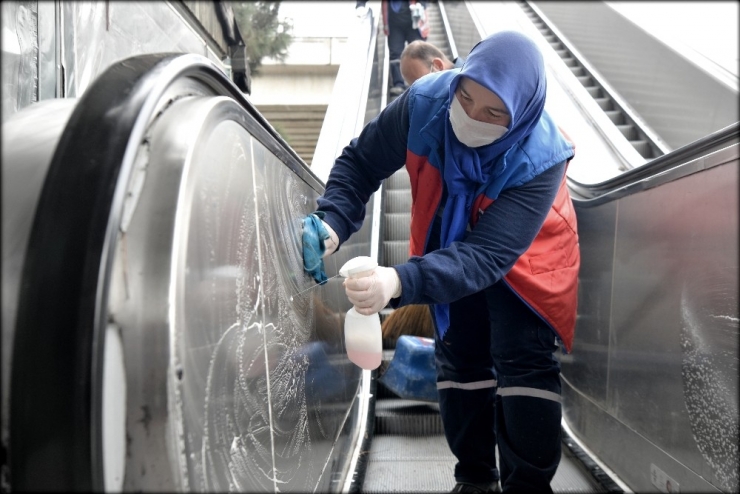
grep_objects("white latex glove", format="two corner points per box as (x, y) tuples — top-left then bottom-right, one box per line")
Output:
(344, 266), (402, 315)
(322, 220), (339, 258)
(355, 5), (368, 18)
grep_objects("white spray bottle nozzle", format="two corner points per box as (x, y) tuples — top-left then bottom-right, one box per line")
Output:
(339, 256), (378, 279)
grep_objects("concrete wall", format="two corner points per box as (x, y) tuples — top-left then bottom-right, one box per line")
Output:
(248, 36), (346, 106)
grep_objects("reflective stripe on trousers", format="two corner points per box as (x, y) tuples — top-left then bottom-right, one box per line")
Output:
(438, 380), (561, 404)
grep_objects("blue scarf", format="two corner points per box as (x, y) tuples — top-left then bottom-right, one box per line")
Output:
(434, 31), (548, 336)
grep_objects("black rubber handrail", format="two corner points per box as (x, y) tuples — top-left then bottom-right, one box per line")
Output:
(568, 122), (739, 202)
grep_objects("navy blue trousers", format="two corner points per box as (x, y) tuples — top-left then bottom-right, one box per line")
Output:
(387, 12), (425, 88)
(434, 280), (563, 492)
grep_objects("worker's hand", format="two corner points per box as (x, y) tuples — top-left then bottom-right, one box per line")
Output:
(322, 220), (339, 258)
(344, 266), (401, 315)
(302, 213), (339, 284)
(355, 5), (368, 18)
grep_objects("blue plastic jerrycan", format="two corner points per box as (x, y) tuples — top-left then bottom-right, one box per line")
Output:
(379, 335), (438, 403)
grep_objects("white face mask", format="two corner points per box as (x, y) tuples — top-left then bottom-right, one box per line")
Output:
(449, 94), (508, 148)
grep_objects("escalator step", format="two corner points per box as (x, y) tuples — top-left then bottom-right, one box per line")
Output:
(617, 124), (637, 140)
(384, 213), (411, 241)
(375, 399), (444, 436)
(630, 140), (653, 158)
(586, 86), (603, 98)
(384, 189), (413, 213)
(604, 110), (625, 125)
(383, 240), (410, 266)
(387, 168), (411, 189)
(594, 98), (613, 111)
(570, 66), (586, 77)
(577, 75), (594, 87)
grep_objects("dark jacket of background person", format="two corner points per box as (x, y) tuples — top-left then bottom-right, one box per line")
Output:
(357, 0), (429, 91)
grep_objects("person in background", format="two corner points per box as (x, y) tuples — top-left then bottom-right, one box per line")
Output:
(400, 39), (464, 86)
(356, 0), (429, 96)
(303, 30), (579, 493)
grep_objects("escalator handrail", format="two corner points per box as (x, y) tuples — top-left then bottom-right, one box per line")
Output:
(567, 122), (739, 203)
(437, 1), (459, 61)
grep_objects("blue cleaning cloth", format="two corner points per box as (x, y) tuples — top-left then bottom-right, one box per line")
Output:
(302, 212), (330, 284)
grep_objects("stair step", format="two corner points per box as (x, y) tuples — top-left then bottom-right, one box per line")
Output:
(386, 168), (411, 189)
(383, 240), (410, 266)
(374, 399), (444, 436)
(383, 213), (411, 241)
(385, 189), (413, 212)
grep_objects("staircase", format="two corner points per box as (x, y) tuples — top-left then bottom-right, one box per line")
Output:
(255, 104), (327, 166)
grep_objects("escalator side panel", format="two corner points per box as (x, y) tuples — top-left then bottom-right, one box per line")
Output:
(108, 95), (370, 493)
(566, 145), (739, 493)
(5, 54), (371, 493)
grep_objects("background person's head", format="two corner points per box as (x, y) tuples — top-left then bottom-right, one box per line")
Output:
(400, 40), (456, 85)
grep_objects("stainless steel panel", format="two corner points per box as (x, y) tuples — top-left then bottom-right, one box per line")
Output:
(1, 1), (38, 122)
(566, 144), (739, 493)
(60, 2), (223, 98)
(37, 1), (58, 101)
(609, 156), (738, 491)
(105, 92), (364, 491)
(562, 381), (719, 493)
(559, 200), (616, 407)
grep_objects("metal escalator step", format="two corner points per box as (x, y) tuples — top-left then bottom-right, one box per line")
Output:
(558, 56), (578, 67)
(376, 380), (399, 399)
(577, 75), (594, 86)
(385, 189), (412, 213)
(387, 168), (411, 189)
(374, 399), (444, 436)
(630, 140), (653, 158)
(594, 97), (613, 111)
(585, 86), (603, 98)
(604, 110), (625, 125)
(384, 213), (411, 241)
(383, 240), (410, 266)
(570, 66), (585, 77)
(361, 435), (457, 494)
(616, 124), (637, 140)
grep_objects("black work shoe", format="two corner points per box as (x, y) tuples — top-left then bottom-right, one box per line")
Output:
(450, 480), (502, 493)
(389, 85), (406, 96)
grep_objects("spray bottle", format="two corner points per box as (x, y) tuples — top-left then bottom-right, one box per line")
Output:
(339, 256), (383, 370)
